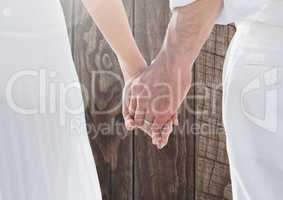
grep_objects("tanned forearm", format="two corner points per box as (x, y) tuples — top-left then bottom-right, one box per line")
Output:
(156, 0), (223, 71)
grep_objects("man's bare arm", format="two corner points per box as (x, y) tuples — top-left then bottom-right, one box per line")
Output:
(125, 0), (223, 148)
(158, 0), (223, 71)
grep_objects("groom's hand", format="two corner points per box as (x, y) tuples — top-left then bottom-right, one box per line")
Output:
(123, 54), (192, 148)
(122, 68), (179, 149)
(123, 0), (222, 148)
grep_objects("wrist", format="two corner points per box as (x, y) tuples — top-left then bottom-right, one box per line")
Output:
(118, 58), (147, 82)
(156, 45), (194, 73)
(157, 3), (216, 72)
(156, 25), (197, 72)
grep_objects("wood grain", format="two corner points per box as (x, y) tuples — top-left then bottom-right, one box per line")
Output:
(133, 1), (195, 200)
(60, 0), (134, 199)
(194, 25), (235, 200)
(60, 0), (236, 199)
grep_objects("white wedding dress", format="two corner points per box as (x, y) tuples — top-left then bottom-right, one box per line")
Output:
(0, 0), (102, 199)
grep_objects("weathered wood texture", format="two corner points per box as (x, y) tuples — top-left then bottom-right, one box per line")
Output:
(60, 0), (134, 199)
(194, 25), (235, 200)
(133, 1), (195, 200)
(60, 0), (236, 199)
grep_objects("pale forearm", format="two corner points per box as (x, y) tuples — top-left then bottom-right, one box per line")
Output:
(157, 0), (223, 71)
(81, 0), (146, 80)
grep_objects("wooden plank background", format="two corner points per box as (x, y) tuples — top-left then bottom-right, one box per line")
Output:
(60, 0), (236, 199)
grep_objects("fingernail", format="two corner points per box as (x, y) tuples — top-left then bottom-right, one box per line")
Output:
(128, 119), (134, 124)
(126, 123), (134, 131)
(153, 138), (159, 147)
(127, 119), (134, 126)
(174, 118), (179, 126)
(155, 142), (160, 149)
(160, 143), (166, 149)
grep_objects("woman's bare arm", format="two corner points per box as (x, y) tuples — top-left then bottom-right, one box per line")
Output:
(81, 0), (146, 80)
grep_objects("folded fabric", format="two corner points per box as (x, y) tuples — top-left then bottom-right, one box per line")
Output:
(169, 0), (271, 25)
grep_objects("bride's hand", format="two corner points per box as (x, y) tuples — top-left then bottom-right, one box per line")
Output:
(81, 0), (179, 149)
(122, 70), (179, 149)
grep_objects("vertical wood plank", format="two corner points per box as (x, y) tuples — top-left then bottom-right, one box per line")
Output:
(134, 1), (195, 199)
(60, 0), (135, 199)
(194, 24), (235, 200)
(61, 0), (236, 199)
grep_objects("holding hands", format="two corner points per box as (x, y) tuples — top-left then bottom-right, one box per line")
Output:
(84, 0), (222, 149)
(122, 51), (192, 149)
(118, 0), (223, 149)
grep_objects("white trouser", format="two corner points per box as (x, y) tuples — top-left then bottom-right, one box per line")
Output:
(223, 21), (283, 200)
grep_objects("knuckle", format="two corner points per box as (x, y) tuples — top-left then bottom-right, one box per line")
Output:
(134, 112), (145, 120)
(136, 121), (144, 126)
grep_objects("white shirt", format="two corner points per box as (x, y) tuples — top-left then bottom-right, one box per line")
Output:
(169, 0), (283, 26)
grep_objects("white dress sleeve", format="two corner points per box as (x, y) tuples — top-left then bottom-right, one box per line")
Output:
(169, 0), (270, 25)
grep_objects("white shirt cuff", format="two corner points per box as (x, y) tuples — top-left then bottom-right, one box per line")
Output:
(169, 0), (230, 24)
(169, 0), (197, 11)
(169, 0), (269, 25)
